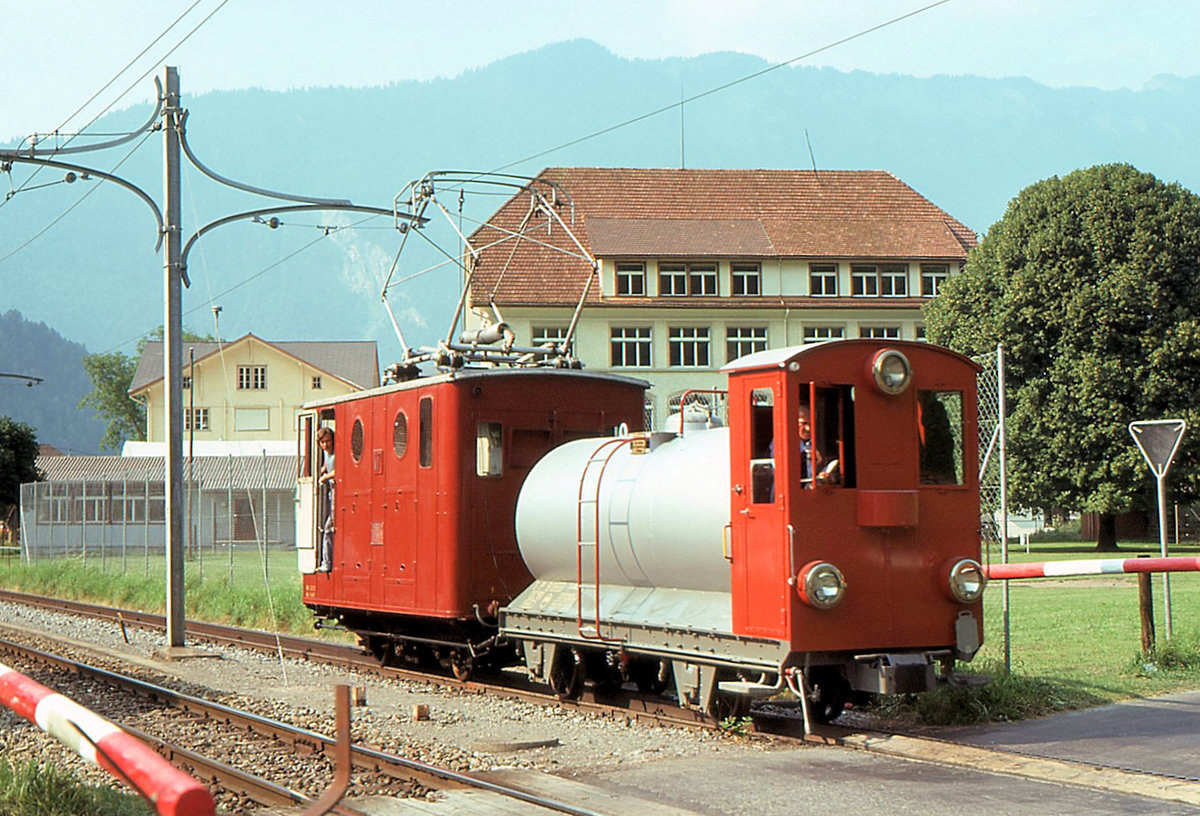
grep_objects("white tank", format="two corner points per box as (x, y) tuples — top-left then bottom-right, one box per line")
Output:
(515, 426), (731, 592)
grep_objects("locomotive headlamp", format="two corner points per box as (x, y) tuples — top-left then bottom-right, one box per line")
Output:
(797, 561), (847, 609)
(871, 349), (912, 395)
(946, 558), (987, 603)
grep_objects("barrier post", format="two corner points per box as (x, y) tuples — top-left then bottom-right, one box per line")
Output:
(1137, 554), (1155, 653)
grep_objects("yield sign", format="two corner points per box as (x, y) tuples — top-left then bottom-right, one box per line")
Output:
(1129, 419), (1187, 478)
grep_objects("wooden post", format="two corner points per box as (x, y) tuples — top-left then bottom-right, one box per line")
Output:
(1138, 554), (1155, 653)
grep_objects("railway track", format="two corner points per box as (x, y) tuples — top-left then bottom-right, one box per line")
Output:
(0, 631), (653, 815)
(4, 589), (1199, 811)
(0, 588), (723, 732)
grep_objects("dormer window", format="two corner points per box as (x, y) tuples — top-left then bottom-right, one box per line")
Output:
(615, 262), (646, 296)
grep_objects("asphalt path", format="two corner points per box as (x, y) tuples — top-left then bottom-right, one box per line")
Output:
(575, 692), (1200, 815)
(941, 689), (1200, 780)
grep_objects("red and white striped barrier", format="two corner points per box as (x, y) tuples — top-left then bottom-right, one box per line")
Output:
(986, 556), (1200, 581)
(0, 661), (215, 816)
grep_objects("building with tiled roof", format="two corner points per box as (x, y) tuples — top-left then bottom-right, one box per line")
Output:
(130, 334), (378, 442)
(465, 167), (976, 426)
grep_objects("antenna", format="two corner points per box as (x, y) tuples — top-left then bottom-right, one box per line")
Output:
(804, 129), (820, 181)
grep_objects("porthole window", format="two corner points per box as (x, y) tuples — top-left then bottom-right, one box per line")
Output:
(393, 411), (408, 459)
(351, 417), (365, 463)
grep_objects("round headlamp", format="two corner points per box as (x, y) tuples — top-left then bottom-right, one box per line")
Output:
(871, 349), (912, 395)
(797, 561), (847, 609)
(946, 558), (986, 603)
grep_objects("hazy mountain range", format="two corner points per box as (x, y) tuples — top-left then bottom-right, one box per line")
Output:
(3, 39), (1199, 451)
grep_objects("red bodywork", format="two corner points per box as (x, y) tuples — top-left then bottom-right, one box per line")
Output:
(302, 369), (646, 630)
(726, 340), (982, 656)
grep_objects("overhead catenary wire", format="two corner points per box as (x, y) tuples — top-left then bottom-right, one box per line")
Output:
(481, 0), (956, 176)
(3, 0), (227, 207)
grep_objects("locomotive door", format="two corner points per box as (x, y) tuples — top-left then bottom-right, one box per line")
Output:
(296, 411), (317, 573)
(730, 380), (789, 637)
(382, 394), (417, 609)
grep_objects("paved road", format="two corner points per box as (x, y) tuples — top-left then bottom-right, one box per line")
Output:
(573, 692), (1200, 815)
(942, 690), (1200, 780)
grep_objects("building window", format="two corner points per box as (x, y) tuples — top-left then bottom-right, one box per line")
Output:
(726, 327), (768, 362)
(611, 327), (652, 367)
(803, 326), (845, 344)
(659, 262), (717, 296)
(860, 326), (901, 339)
(851, 265), (878, 297)
(184, 407), (210, 431)
(689, 263), (718, 295)
(921, 264), (949, 297)
(182, 375), (192, 389)
(238, 365), (267, 390)
(659, 263), (688, 296)
(810, 264), (838, 296)
(731, 263), (761, 296)
(915, 324), (927, 342)
(312, 376), (322, 390)
(881, 264), (908, 297)
(532, 326), (573, 355)
(669, 327), (710, 367)
(615, 262), (646, 296)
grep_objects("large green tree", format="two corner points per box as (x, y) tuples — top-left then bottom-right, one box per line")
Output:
(0, 417), (39, 525)
(925, 164), (1200, 549)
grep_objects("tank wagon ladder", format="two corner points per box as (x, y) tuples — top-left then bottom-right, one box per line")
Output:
(575, 437), (632, 644)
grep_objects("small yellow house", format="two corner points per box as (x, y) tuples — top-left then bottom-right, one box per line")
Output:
(129, 334), (379, 442)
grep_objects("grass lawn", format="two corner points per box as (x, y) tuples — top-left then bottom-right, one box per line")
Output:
(976, 538), (1200, 701)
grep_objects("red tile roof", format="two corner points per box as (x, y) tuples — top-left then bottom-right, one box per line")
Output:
(468, 168), (976, 307)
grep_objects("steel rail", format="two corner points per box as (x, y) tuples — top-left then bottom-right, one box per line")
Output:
(0, 589), (712, 729)
(0, 630), (630, 816)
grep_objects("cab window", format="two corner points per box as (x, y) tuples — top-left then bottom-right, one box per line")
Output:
(805, 385), (856, 488)
(919, 390), (963, 484)
(749, 387), (775, 504)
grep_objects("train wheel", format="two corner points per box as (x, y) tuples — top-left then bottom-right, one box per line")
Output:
(548, 647), (585, 700)
(630, 659), (671, 695)
(804, 668), (849, 724)
(364, 635), (397, 667)
(706, 688), (750, 722)
(587, 650), (625, 695)
(449, 651), (474, 682)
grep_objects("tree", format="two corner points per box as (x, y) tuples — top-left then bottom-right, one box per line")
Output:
(0, 417), (39, 527)
(925, 164), (1200, 550)
(78, 350), (145, 452)
(78, 327), (217, 453)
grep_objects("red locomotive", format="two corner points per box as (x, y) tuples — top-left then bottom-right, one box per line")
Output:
(299, 339), (985, 722)
(297, 365), (648, 678)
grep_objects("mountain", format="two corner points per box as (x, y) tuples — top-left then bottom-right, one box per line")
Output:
(0, 310), (106, 453)
(2, 40), (1199, 365)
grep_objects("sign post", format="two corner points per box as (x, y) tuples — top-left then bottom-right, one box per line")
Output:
(1128, 419), (1187, 640)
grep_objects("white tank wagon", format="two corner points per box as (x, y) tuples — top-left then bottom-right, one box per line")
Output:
(514, 424), (732, 593)
(502, 416), (789, 711)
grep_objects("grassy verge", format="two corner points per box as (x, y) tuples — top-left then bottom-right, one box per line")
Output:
(0, 547), (315, 634)
(886, 538), (1200, 724)
(0, 759), (151, 816)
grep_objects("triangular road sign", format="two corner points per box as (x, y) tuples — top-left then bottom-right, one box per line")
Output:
(1129, 419), (1187, 477)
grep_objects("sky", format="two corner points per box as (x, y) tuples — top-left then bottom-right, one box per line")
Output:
(3, 0), (1198, 143)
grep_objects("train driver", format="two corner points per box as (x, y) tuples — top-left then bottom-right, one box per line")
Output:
(316, 426), (336, 572)
(799, 403), (840, 487)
